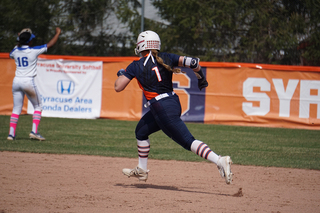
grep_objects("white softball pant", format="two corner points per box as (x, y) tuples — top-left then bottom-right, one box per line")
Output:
(11, 76), (42, 114)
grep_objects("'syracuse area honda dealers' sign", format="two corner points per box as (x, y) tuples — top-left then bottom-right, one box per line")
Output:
(27, 59), (102, 119)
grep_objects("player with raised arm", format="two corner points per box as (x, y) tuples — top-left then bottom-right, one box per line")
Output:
(114, 30), (233, 184)
(7, 27), (61, 141)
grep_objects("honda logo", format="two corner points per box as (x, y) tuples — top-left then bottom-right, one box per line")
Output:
(57, 80), (75, 95)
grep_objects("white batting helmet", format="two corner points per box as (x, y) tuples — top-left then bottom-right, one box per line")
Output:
(134, 30), (161, 55)
(20, 28), (33, 34)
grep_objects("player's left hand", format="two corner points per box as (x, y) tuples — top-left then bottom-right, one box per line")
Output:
(198, 78), (208, 91)
(194, 69), (208, 90)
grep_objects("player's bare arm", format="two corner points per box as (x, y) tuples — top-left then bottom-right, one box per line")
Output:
(47, 27), (61, 49)
(114, 75), (131, 92)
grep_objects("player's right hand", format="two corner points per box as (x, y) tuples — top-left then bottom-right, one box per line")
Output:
(56, 27), (61, 34)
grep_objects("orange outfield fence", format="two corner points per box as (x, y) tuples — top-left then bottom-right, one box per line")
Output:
(1, 53), (320, 130)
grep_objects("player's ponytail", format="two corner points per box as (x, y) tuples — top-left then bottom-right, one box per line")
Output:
(151, 50), (185, 74)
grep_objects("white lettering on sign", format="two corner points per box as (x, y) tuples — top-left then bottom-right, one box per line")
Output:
(273, 79), (299, 117)
(299, 80), (320, 119)
(242, 78), (270, 116)
(242, 78), (320, 119)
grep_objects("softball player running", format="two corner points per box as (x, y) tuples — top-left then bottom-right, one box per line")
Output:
(7, 27), (61, 141)
(115, 31), (233, 184)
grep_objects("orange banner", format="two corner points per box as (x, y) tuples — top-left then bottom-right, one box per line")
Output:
(1, 53), (319, 129)
(204, 67), (320, 129)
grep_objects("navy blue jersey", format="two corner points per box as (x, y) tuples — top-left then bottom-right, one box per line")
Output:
(124, 52), (180, 100)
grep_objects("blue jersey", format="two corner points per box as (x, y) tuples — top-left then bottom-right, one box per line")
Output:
(124, 52), (180, 100)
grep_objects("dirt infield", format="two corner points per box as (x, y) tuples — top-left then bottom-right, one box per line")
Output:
(0, 151), (319, 213)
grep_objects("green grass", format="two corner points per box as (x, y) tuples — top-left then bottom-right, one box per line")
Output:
(1, 115), (319, 170)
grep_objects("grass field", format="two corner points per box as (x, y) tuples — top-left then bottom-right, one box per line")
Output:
(1, 115), (319, 170)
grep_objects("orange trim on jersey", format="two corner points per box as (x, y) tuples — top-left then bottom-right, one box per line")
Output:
(137, 81), (158, 100)
(135, 54), (158, 100)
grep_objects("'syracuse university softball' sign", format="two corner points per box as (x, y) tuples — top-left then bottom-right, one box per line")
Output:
(27, 59), (102, 119)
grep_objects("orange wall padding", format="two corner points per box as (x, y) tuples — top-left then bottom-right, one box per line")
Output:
(1, 53), (319, 129)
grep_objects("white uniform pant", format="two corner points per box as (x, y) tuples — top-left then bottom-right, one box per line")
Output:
(12, 76), (42, 114)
